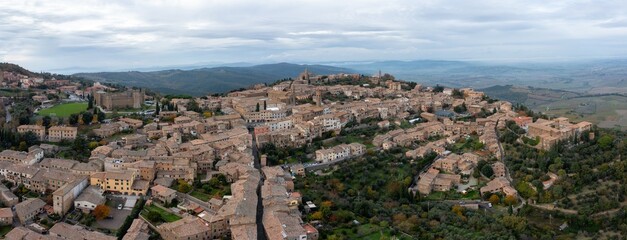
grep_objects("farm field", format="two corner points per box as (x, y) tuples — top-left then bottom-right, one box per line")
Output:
(533, 95), (627, 130)
(37, 102), (88, 117)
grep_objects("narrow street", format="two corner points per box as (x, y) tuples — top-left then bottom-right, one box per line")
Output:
(250, 130), (267, 240)
(494, 118), (526, 211)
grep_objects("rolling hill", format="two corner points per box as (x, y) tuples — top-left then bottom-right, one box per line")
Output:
(74, 63), (356, 96)
(338, 59), (627, 94)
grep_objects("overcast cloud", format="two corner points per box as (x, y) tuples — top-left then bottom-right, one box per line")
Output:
(1, 0), (627, 72)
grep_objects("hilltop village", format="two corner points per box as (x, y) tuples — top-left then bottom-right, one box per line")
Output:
(0, 66), (596, 239)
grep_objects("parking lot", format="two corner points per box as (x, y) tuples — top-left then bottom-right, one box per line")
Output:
(93, 195), (134, 230)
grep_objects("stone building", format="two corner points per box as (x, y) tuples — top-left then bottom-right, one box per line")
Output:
(48, 126), (77, 142)
(93, 89), (144, 110)
(17, 125), (46, 141)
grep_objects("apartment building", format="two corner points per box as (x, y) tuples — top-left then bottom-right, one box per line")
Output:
(314, 143), (365, 163)
(15, 198), (45, 224)
(48, 126), (78, 142)
(119, 117), (144, 128)
(1, 148), (42, 165)
(17, 125), (46, 140)
(90, 170), (149, 195)
(94, 122), (127, 138)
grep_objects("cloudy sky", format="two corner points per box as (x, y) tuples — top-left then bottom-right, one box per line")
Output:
(1, 0), (627, 72)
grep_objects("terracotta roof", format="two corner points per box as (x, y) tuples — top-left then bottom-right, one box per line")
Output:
(0, 208), (13, 218)
(151, 185), (177, 197)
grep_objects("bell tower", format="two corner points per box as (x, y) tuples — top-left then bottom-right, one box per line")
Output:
(290, 81), (296, 105)
(314, 89), (322, 106)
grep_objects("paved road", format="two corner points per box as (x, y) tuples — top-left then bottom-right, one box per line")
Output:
(250, 130), (267, 240)
(4, 105), (11, 123)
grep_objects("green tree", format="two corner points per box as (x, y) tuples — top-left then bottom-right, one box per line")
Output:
(472, 141), (484, 150)
(82, 112), (93, 125)
(598, 135), (614, 150)
(502, 215), (527, 232)
(88, 94), (94, 109)
(185, 100), (202, 113)
(177, 180), (192, 193)
(255, 102), (260, 112)
(472, 167), (481, 178)
(454, 103), (467, 113)
(42, 116), (52, 128)
(481, 164), (494, 178)
(73, 135), (88, 153)
(310, 211), (323, 220)
(516, 181), (538, 199)
(145, 210), (161, 223)
(452, 89), (464, 98)
(18, 141), (28, 151)
(69, 113), (79, 125)
(97, 110), (106, 122)
(327, 235), (345, 240)
(88, 141), (99, 150)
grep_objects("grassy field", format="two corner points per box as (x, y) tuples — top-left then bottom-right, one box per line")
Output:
(38, 102), (88, 117)
(142, 204), (181, 223)
(533, 95), (627, 130)
(189, 190), (211, 201)
(0, 226), (12, 237)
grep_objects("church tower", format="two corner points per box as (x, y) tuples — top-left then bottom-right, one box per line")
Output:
(290, 81), (296, 105)
(298, 68), (311, 83)
(314, 89), (322, 106)
(302, 68), (310, 81)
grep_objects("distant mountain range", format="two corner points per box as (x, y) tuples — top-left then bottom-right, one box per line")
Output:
(74, 63), (354, 96)
(73, 59), (627, 96)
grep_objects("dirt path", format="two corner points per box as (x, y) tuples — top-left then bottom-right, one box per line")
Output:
(530, 203), (579, 215)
